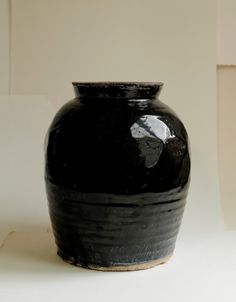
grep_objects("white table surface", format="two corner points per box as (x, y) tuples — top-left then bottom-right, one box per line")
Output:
(0, 230), (235, 302)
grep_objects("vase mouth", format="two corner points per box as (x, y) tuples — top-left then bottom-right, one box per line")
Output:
(72, 82), (163, 99)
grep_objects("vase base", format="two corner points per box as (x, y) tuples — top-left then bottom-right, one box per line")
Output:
(59, 252), (172, 272)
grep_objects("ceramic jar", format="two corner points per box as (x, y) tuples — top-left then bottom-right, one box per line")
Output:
(45, 82), (190, 271)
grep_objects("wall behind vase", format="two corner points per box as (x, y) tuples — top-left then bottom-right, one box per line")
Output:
(217, 67), (236, 229)
(217, 0), (236, 229)
(0, 0), (10, 94)
(10, 0), (223, 233)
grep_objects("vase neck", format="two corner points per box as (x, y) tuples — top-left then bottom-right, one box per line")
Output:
(72, 82), (163, 100)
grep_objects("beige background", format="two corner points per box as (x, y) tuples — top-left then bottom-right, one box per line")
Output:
(217, 0), (236, 229)
(217, 0), (236, 64)
(217, 66), (236, 229)
(0, 0), (10, 94)
(0, 96), (54, 242)
(0, 0), (232, 235)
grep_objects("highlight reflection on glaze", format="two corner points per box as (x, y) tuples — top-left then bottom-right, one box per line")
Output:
(130, 115), (175, 168)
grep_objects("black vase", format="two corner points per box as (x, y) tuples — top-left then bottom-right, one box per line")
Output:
(45, 82), (190, 271)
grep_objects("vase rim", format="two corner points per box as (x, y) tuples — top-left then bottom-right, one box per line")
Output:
(72, 82), (163, 99)
(72, 81), (163, 87)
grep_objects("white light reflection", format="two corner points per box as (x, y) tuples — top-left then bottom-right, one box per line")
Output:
(131, 115), (174, 142)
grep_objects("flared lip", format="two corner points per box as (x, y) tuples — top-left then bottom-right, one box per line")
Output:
(72, 81), (163, 99)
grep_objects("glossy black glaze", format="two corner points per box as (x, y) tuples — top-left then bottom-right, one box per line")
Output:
(45, 82), (190, 270)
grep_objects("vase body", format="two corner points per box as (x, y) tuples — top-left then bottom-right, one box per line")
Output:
(45, 82), (190, 271)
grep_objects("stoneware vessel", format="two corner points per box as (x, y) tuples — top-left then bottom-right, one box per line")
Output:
(45, 82), (190, 271)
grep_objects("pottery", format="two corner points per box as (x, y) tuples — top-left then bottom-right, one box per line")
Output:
(45, 82), (190, 271)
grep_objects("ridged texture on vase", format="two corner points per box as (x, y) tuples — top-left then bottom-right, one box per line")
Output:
(46, 182), (187, 268)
